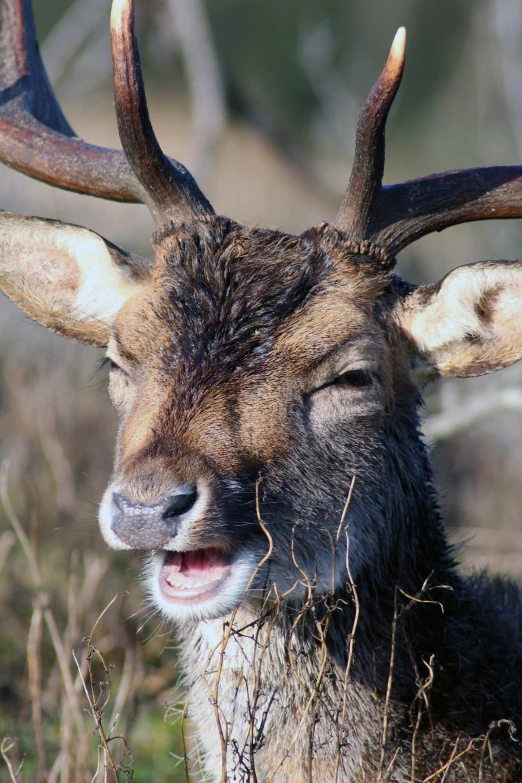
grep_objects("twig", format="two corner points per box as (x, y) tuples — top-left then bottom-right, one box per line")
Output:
(379, 586), (399, 778)
(74, 650), (119, 782)
(333, 482), (360, 783)
(41, 0), (108, 85)
(336, 475), (356, 542)
(1, 737), (24, 783)
(440, 738), (459, 783)
(74, 593), (128, 783)
(27, 601), (46, 781)
(200, 476), (274, 782)
(411, 656), (435, 783)
(422, 738), (476, 782)
(179, 689), (192, 782)
(266, 526), (337, 783)
(108, 643), (135, 737)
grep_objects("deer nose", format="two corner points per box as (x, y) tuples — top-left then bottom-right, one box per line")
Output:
(111, 485), (198, 549)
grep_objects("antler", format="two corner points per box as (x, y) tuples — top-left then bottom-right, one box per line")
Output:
(334, 29), (522, 261)
(0, 0), (213, 227)
(110, 0), (213, 227)
(368, 167), (522, 255)
(335, 28), (406, 241)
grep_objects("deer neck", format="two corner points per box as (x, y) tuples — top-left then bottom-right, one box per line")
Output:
(177, 534), (459, 783)
(178, 602), (391, 782)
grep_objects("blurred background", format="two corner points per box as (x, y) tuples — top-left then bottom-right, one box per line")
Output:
(1, 0), (522, 780)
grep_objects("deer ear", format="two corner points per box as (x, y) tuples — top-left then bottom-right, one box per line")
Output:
(395, 261), (522, 380)
(0, 213), (152, 346)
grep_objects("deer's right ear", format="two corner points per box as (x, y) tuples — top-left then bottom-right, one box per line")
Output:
(0, 213), (152, 346)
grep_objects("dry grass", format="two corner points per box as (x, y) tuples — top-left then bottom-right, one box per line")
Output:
(165, 482), (520, 782)
(0, 458), (159, 782)
(0, 469), (188, 780)
(0, 328), (186, 782)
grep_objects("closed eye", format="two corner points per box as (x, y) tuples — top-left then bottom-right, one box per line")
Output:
(312, 369), (376, 394)
(333, 369), (374, 388)
(92, 356), (131, 379)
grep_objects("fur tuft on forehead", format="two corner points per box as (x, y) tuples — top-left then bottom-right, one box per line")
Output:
(146, 217), (388, 374)
(152, 217), (391, 274)
(153, 216), (387, 301)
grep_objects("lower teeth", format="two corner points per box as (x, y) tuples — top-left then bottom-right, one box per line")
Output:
(166, 577), (221, 589)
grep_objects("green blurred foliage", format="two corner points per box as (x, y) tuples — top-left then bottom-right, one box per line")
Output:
(206, 0), (471, 140)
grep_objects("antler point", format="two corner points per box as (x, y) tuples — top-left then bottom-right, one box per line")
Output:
(110, 0), (133, 31)
(389, 27), (406, 66)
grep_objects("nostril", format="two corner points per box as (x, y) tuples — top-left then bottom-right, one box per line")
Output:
(162, 485), (198, 519)
(112, 489), (129, 512)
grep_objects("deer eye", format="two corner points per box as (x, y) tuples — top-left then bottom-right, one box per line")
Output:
(334, 369), (374, 388)
(310, 369), (376, 398)
(110, 361), (134, 385)
(100, 356), (132, 381)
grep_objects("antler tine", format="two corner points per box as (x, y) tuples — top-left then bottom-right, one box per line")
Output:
(110, 0), (214, 228)
(370, 167), (522, 255)
(332, 26), (522, 259)
(334, 28), (406, 239)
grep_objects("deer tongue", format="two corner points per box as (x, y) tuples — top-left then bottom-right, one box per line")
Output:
(162, 548), (227, 589)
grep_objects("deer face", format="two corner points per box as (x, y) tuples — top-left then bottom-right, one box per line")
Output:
(98, 219), (398, 621)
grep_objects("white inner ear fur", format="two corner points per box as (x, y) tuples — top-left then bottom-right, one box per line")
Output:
(397, 261), (522, 379)
(405, 263), (522, 350)
(65, 231), (143, 324)
(0, 213), (148, 326)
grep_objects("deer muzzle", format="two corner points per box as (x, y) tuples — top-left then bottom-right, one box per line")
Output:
(109, 484), (199, 548)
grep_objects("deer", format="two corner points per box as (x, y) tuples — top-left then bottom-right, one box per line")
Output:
(1, 0), (522, 780)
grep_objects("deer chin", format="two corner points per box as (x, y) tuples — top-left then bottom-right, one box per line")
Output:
(145, 546), (261, 622)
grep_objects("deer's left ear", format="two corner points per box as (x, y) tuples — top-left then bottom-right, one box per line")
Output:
(394, 260), (522, 380)
(0, 213), (152, 346)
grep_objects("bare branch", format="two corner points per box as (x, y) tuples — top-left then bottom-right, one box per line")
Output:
(41, 0), (108, 86)
(1, 737), (23, 783)
(425, 386), (522, 441)
(166, 0), (226, 183)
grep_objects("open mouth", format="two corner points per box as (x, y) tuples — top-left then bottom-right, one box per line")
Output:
(159, 547), (232, 604)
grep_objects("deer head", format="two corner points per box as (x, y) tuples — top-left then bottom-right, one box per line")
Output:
(0, 0), (522, 624)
